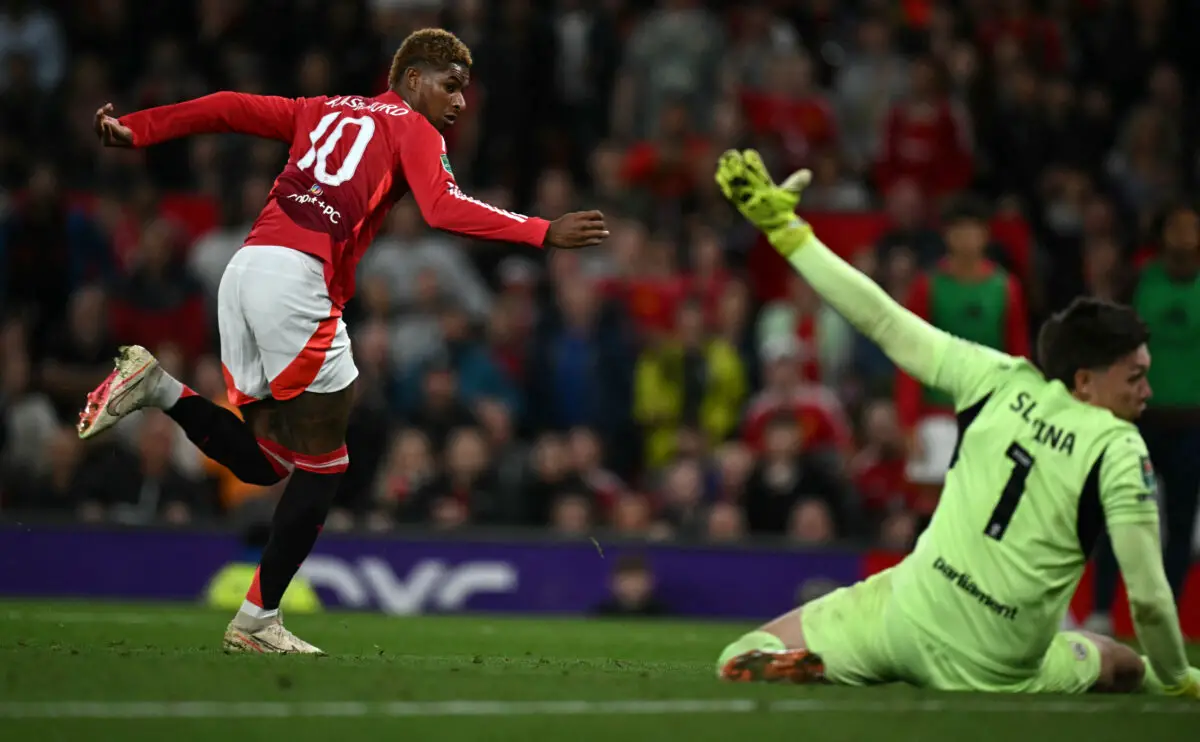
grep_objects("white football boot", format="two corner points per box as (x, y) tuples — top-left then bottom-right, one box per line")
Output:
(77, 345), (164, 440)
(223, 612), (326, 655)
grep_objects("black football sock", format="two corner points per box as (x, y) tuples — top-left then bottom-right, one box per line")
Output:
(166, 394), (287, 485)
(249, 448), (348, 612)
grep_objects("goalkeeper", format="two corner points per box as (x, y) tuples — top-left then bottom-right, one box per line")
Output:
(713, 150), (1200, 696)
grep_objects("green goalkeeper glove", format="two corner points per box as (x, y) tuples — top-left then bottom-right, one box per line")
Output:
(714, 149), (812, 257)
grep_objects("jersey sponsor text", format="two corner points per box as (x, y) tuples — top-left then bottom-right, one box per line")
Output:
(933, 556), (1019, 621)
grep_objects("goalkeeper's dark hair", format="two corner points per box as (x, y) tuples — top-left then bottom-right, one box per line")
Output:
(1036, 297), (1149, 390)
(388, 28), (472, 90)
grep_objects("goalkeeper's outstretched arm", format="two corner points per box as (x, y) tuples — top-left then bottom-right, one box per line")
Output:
(774, 226), (1014, 403)
(777, 229), (950, 388)
(713, 149), (1013, 404)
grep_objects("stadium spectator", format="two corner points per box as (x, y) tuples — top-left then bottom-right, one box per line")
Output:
(439, 303), (521, 416)
(0, 164), (113, 345)
(526, 278), (636, 472)
(684, 224), (731, 328)
(634, 298), (746, 470)
(1129, 202), (1200, 601)
(523, 432), (589, 527)
(611, 0), (723, 142)
(601, 231), (687, 337)
(741, 334), (852, 458)
(756, 272), (854, 385)
(38, 284), (119, 423)
(387, 268), (444, 373)
(611, 492), (654, 538)
(786, 498), (835, 545)
(339, 322), (397, 520)
(78, 411), (211, 526)
(656, 456), (707, 540)
(849, 399), (913, 548)
(873, 55), (974, 204)
(834, 13), (907, 173)
(403, 355), (479, 456)
(107, 218), (210, 364)
(740, 49), (836, 174)
(982, 62), (1047, 204)
(369, 428), (437, 531)
(742, 413), (856, 537)
(592, 552), (668, 616)
(550, 0), (622, 183)
(0, 341), (57, 500)
(358, 199), (492, 325)
(485, 294), (531, 389)
(621, 97), (711, 206)
(406, 426), (506, 528)
(875, 178), (943, 270)
(799, 148), (871, 213)
(550, 490), (594, 536)
(712, 440), (754, 503)
(705, 500), (745, 542)
(712, 277), (757, 387)
(567, 426), (626, 519)
(2, 425), (81, 513)
(0, 0), (66, 93)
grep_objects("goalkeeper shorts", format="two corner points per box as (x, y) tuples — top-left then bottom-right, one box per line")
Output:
(800, 568), (1102, 693)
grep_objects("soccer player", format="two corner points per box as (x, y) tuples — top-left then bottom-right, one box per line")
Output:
(75, 29), (608, 654)
(711, 149), (1200, 697)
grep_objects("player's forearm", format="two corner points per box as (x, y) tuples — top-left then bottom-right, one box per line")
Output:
(1109, 521), (1191, 686)
(782, 230), (950, 388)
(422, 185), (550, 248)
(121, 92), (294, 146)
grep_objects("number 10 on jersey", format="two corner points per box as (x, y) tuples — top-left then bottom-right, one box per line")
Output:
(298, 111), (377, 187)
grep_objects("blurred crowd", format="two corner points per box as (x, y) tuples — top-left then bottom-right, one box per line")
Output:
(1, 0), (1199, 552)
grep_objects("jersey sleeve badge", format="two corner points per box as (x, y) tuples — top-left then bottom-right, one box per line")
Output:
(440, 154), (454, 176)
(1138, 455), (1158, 500)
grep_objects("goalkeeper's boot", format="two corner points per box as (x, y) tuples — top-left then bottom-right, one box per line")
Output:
(720, 648), (826, 684)
(77, 344), (163, 440)
(223, 611), (326, 655)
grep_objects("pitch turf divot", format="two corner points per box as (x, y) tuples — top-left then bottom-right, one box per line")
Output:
(0, 699), (1196, 719)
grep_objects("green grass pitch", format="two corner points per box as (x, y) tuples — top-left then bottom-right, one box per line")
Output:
(1, 600), (1197, 742)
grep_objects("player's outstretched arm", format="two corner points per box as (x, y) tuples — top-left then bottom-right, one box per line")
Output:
(97, 92), (300, 149)
(1101, 438), (1197, 696)
(714, 149), (1012, 403)
(399, 120), (607, 250)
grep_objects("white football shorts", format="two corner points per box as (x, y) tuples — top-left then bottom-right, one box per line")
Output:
(217, 245), (358, 405)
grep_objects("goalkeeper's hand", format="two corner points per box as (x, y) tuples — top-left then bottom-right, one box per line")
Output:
(1164, 677), (1200, 699)
(714, 149), (812, 256)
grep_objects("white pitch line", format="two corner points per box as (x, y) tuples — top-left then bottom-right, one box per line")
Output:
(0, 699), (1196, 719)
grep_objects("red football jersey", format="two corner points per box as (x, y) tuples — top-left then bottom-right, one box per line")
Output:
(120, 91), (550, 307)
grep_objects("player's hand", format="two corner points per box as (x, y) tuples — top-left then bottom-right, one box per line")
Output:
(714, 149), (812, 256)
(94, 103), (133, 147)
(545, 210), (609, 249)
